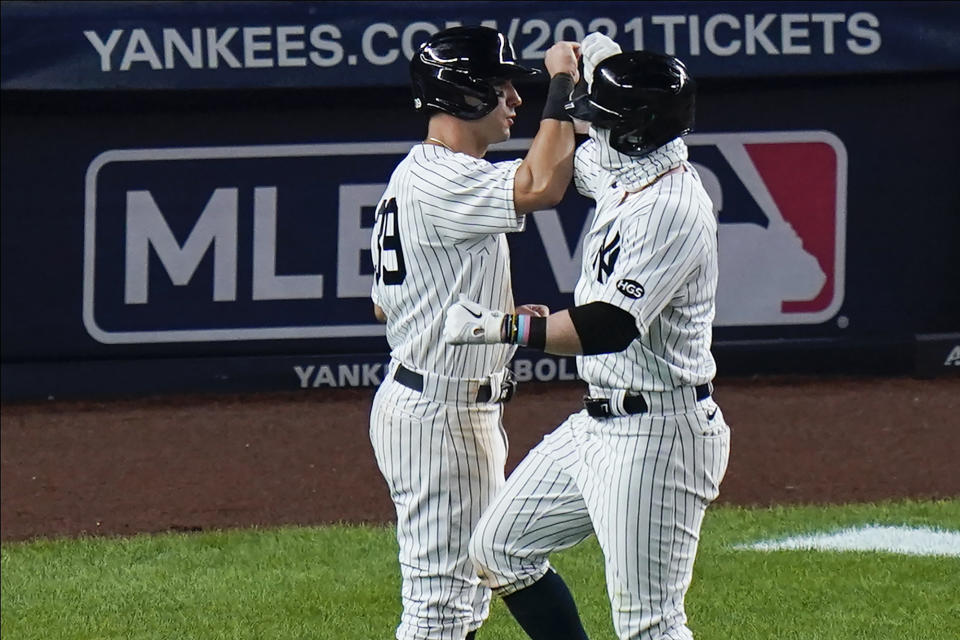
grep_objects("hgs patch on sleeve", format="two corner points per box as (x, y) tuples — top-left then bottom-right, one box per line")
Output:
(616, 279), (645, 299)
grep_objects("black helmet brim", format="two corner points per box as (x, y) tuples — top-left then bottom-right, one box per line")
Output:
(565, 93), (622, 125)
(490, 62), (541, 81)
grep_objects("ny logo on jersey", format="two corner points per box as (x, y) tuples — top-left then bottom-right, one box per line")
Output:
(592, 230), (620, 284)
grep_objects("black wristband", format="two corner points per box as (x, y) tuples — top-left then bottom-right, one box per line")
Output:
(526, 316), (547, 350)
(500, 315), (513, 343)
(541, 73), (574, 121)
(502, 314), (548, 350)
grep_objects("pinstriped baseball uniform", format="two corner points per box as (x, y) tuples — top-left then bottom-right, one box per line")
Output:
(470, 137), (731, 640)
(370, 143), (524, 640)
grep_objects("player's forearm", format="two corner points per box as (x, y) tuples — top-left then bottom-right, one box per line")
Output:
(515, 120), (575, 214)
(445, 297), (639, 354)
(541, 309), (583, 355)
(503, 303), (639, 356)
(514, 75), (576, 215)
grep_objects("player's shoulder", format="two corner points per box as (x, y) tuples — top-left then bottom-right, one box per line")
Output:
(622, 170), (712, 234)
(410, 143), (492, 168)
(410, 145), (520, 195)
(408, 144), (502, 180)
(676, 163), (716, 221)
(661, 166), (712, 214)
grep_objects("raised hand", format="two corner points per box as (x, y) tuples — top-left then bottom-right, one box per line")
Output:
(544, 41), (581, 84)
(581, 32), (622, 90)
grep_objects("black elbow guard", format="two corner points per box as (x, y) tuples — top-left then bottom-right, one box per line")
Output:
(567, 301), (640, 355)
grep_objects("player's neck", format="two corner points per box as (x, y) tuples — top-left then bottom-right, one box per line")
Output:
(425, 118), (487, 158)
(620, 165), (687, 204)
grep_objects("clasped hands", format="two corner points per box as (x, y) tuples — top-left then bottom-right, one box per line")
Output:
(443, 294), (549, 345)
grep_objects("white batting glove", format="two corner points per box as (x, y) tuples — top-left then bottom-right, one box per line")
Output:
(581, 32), (622, 91)
(443, 295), (505, 345)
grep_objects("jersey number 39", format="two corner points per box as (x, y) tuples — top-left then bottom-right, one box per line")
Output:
(372, 197), (407, 285)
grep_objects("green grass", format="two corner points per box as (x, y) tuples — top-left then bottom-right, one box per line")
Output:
(3, 500), (958, 640)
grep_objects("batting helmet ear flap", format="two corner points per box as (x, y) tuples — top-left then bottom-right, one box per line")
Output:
(412, 67), (499, 120)
(607, 101), (695, 156)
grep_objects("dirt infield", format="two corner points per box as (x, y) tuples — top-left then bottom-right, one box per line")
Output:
(2, 375), (957, 542)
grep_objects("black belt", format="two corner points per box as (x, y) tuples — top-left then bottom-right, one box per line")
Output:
(584, 384), (712, 418)
(394, 364), (496, 402)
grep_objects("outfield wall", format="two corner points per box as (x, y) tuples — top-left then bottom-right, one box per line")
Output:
(2, 1), (958, 399)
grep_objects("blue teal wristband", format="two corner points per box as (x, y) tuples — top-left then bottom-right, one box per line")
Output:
(504, 314), (547, 350)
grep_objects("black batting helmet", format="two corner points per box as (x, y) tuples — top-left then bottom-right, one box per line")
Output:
(566, 50), (696, 157)
(410, 26), (540, 120)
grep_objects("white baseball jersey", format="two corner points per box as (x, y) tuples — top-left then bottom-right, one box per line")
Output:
(470, 137), (730, 640)
(369, 143), (524, 640)
(371, 143), (524, 380)
(572, 138), (718, 394)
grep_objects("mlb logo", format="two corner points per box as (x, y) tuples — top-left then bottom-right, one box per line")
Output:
(82, 143), (403, 344)
(686, 131), (847, 326)
(82, 131), (846, 347)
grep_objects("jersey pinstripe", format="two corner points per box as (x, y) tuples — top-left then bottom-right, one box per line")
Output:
(370, 142), (526, 640)
(469, 136), (730, 640)
(470, 400), (729, 640)
(371, 144), (524, 380)
(371, 373), (508, 640)
(573, 141), (718, 393)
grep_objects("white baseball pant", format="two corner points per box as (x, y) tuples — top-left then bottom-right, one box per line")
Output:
(371, 365), (509, 640)
(470, 390), (730, 640)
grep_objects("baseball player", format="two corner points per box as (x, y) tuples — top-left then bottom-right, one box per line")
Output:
(368, 26), (580, 640)
(443, 35), (730, 640)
